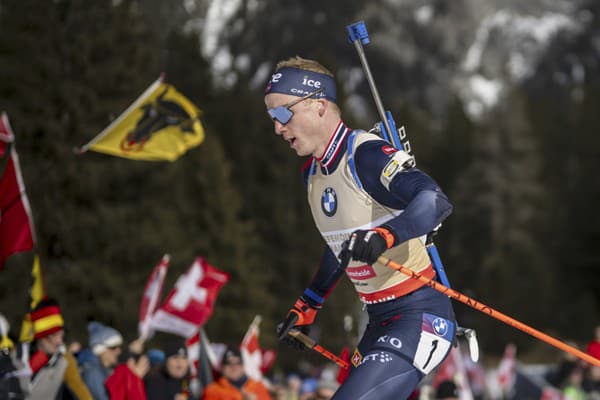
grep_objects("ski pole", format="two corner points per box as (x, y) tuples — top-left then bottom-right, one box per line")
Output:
(377, 256), (600, 367)
(288, 330), (350, 369)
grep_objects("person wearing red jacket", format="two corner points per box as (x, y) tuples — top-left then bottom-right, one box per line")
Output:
(105, 350), (150, 400)
(586, 325), (600, 361)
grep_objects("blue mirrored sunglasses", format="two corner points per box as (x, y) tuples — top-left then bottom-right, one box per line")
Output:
(267, 88), (324, 125)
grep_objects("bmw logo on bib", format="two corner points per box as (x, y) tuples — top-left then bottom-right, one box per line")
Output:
(432, 318), (449, 336)
(321, 187), (337, 217)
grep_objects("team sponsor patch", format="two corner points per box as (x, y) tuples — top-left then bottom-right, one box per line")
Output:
(321, 187), (337, 217)
(345, 264), (376, 280)
(413, 313), (454, 374)
(421, 313), (453, 340)
(351, 348), (363, 367)
(379, 150), (413, 190)
(376, 335), (403, 349)
(359, 351), (393, 366)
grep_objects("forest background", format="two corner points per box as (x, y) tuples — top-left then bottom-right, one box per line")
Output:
(1, 0), (599, 370)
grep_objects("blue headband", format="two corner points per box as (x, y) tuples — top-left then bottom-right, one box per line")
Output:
(265, 67), (337, 103)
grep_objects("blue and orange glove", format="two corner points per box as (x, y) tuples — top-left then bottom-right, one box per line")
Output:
(277, 296), (321, 351)
(342, 227), (396, 265)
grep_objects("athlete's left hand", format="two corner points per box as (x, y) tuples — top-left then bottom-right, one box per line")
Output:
(342, 227), (396, 265)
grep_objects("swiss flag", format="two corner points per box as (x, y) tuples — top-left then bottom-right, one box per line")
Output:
(138, 254), (170, 338)
(497, 344), (517, 392)
(0, 112), (35, 271)
(240, 315), (276, 382)
(149, 257), (229, 338)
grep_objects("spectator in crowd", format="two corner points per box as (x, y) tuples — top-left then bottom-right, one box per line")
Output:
(105, 340), (150, 400)
(27, 298), (92, 400)
(202, 346), (272, 400)
(144, 338), (191, 400)
(145, 348), (166, 376)
(587, 325), (600, 361)
(583, 360), (600, 399)
(0, 313), (24, 399)
(280, 374), (301, 400)
(435, 379), (459, 400)
(563, 366), (587, 400)
(545, 340), (580, 388)
(78, 321), (123, 400)
(312, 379), (338, 400)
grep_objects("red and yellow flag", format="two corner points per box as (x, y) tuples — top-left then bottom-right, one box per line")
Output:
(78, 76), (205, 161)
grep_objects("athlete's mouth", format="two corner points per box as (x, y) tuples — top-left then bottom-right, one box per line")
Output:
(284, 136), (296, 147)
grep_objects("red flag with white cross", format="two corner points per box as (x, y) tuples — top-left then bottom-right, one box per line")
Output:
(149, 257), (229, 338)
(240, 315), (277, 381)
(138, 254), (170, 338)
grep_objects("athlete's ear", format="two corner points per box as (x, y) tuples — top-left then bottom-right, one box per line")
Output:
(317, 100), (326, 117)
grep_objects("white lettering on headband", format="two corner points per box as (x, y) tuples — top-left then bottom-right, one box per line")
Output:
(265, 67), (337, 103)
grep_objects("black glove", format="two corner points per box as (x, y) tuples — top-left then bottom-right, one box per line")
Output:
(276, 322), (310, 351)
(342, 227), (395, 265)
(276, 296), (320, 351)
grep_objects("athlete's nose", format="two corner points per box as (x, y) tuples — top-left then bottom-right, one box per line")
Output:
(273, 119), (285, 136)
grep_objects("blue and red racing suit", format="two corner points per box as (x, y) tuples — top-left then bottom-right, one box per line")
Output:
(300, 121), (456, 399)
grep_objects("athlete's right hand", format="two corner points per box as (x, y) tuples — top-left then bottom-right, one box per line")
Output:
(276, 296), (320, 351)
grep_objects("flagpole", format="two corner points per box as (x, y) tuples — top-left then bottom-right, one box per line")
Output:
(75, 76), (165, 154)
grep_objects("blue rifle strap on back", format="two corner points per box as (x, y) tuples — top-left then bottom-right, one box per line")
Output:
(426, 243), (451, 287)
(384, 111), (403, 151)
(346, 130), (364, 190)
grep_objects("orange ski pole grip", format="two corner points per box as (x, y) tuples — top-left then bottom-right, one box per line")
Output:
(378, 256), (600, 367)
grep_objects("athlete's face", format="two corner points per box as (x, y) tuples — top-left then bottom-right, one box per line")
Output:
(265, 92), (326, 157)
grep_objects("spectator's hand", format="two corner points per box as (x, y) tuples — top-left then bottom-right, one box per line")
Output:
(174, 394), (188, 400)
(128, 336), (145, 354)
(127, 354), (150, 378)
(342, 227), (395, 265)
(67, 341), (81, 354)
(241, 390), (257, 400)
(277, 296), (319, 351)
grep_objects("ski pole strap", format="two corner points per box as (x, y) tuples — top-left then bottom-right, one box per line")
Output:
(377, 256), (600, 367)
(288, 330), (349, 369)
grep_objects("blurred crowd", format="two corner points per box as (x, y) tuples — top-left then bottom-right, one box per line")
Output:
(1, 299), (599, 400)
(0, 298), (340, 400)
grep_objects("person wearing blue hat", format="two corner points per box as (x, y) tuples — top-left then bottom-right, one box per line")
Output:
(77, 321), (123, 400)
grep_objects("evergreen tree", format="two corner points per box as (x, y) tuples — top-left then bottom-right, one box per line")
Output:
(447, 88), (556, 351)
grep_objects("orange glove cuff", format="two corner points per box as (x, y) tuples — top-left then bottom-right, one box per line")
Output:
(374, 227), (395, 249)
(290, 298), (318, 326)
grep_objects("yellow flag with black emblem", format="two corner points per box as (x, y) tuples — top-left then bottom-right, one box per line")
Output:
(78, 76), (205, 161)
